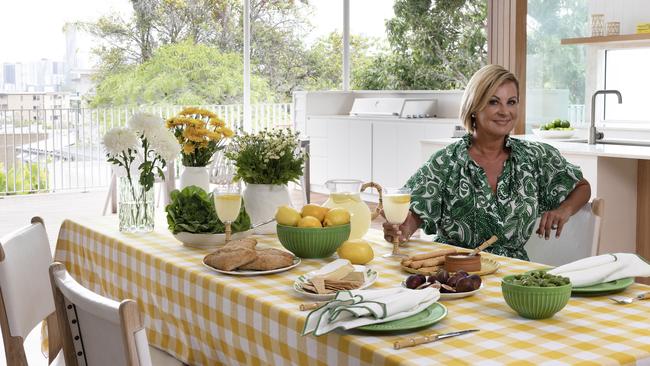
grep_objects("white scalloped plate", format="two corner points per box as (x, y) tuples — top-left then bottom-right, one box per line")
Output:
(202, 256), (301, 276)
(401, 281), (483, 300)
(293, 265), (378, 300)
(532, 128), (576, 139)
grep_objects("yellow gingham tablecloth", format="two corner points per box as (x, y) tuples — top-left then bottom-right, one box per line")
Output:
(54, 216), (650, 366)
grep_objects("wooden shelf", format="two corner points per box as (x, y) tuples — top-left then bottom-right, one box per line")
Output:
(561, 33), (650, 45)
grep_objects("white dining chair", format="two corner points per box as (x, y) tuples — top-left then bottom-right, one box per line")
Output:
(0, 217), (63, 365)
(524, 198), (604, 266)
(49, 262), (183, 366)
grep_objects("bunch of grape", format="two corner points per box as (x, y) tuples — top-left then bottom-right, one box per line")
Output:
(540, 119), (572, 131)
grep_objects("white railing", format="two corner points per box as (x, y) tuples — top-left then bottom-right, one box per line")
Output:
(0, 103), (292, 195)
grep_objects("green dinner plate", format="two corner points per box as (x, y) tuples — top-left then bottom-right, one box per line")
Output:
(571, 277), (635, 296)
(357, 303), (447, 332)
(526, 268), (634, 296)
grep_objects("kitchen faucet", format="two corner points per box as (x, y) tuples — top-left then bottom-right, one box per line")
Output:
(589, 90), (622, 144)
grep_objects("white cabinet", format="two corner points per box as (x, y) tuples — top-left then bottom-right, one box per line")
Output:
(306, 117), (371, 186)
(306, 117), (456, 189)
(374, 122), (456, 188)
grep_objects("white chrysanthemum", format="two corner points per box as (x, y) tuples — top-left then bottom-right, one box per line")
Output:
(128, 112), (163, 138)
(150, 128), (180, 162)
(102, 127), (139, 156)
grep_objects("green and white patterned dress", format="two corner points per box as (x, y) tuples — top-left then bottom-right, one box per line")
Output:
(406, 134), (583, 260)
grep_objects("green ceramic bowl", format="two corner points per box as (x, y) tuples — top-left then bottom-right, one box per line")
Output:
(276, 224), (351, 258)
(501, 275), (572, 319)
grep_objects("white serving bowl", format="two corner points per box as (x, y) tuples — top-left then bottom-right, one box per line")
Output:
(173, 230), (253, 249)
(532, 128), (576, 139)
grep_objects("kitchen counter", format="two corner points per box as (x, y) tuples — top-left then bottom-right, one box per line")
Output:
(420, 135), (650, 282)
(308, 115), (460, 125)
(421, 134), (650, 160)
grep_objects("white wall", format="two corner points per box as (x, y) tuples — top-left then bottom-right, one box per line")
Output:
(589, 0), (650, 34)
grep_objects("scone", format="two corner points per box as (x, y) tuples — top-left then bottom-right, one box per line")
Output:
(238, 248), (295, 271)
(224, 238), (257, 250)
(204, 246), (257, 271)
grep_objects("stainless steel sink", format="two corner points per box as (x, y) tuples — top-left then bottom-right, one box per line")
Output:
(562, 139), (650, 147)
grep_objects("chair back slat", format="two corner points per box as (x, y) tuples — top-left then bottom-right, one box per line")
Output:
(50, 262), (152, 366)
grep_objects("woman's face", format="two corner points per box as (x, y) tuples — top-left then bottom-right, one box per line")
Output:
(475, 81), (519, 138)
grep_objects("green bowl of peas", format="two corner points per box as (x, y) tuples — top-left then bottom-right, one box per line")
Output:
(501, 271), (572, 319)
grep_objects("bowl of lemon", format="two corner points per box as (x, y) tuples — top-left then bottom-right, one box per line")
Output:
(275, 204), (351, 258)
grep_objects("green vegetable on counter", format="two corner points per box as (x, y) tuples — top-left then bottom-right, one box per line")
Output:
(540, 119), (572, 131)
(505, 270), (570, 287)
(165, 186), (251, 234)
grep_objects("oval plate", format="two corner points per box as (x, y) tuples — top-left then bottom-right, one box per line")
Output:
(293, 266), (378, 300)
(357, 303), (447, 332)
(202, 256), (301, 276)
(174, 230), (253, 249)
(402, 256), (499, 277)
(400, 281), (483, 300)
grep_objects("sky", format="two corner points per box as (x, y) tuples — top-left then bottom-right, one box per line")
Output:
(0, 0), (394, 64)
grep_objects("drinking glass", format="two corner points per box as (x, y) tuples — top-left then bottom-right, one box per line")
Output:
(213, 182), (242, 243)
(382, 187), (411, 259)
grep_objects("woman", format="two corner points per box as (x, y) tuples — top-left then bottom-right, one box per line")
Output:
(384, 64), (591, 260)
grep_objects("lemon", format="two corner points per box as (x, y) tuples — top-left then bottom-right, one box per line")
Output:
(275, 205), (301, 226)
(301, 204), (330, 222)
(323, 207), (351, 227)
(297, 216), (322, 228)
(337, 239), (374, 265)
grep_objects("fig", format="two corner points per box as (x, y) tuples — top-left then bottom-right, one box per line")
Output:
(440, 284), (456, 293)
(429, 280), (442, 289)
(467, 274), (482, 289)
(447, 271), (469, 287)
(431, 269), (449, 285)
(405, 274), (426, 289)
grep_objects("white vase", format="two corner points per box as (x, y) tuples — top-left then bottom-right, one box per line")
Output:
(180, 166), (210, 192)
(243, 183), (292, 234)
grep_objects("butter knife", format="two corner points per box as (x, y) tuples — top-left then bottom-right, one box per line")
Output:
(393, 329), (479, 350)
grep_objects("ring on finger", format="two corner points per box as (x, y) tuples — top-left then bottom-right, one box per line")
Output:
(551, 224), (558, 229)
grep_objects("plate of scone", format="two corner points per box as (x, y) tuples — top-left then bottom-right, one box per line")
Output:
(203, 238), (301, 275)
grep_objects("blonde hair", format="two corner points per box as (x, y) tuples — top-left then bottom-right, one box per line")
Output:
(459, 65), (519, 133)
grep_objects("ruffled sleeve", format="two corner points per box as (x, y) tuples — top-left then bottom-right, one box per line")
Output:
(404, 148), (451, 235)
(535, 142), (584, 212)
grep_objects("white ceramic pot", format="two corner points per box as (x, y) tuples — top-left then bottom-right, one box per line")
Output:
(180, 166), (210, 192)
(243, 183), (292, 234)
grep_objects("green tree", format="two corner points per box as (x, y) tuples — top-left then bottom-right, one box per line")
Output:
(302, 32), (383, 91)
(0, 163), (48, 195)
(356, 0), (487, 90)
(91, 41), (274, 107)
(527, 0), (588, 104)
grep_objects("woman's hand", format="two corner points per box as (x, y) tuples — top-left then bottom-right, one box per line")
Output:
(536, 206), (572, 239)
(382, 211), (421, 244)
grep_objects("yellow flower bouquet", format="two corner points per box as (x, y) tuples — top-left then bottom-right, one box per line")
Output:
(165, 107), (235, 167)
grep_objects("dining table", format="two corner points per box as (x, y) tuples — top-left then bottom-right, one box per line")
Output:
(54, 215), (650, 366)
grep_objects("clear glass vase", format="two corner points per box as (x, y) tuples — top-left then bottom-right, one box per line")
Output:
(118, 176), (154, 233)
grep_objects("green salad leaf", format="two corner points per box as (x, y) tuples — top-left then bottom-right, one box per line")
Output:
(165, 186), (251, 234)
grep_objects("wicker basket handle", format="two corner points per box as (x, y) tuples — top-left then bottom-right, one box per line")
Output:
(360, 182), (383, 220)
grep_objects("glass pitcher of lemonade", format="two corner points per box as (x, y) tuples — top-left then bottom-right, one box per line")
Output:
(323, 179), (383, 240)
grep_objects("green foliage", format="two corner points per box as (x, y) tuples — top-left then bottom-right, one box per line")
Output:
(527, 0), (588, 104)
(166, 186), (251, 234)
(356, 0), (487, 90)
(91, 41), (274, 107)
(0, 163), (48, 195)
(225, 128), (306, 185)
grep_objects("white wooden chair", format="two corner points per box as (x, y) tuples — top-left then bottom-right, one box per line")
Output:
(0, 217), (63, 365)
(524, 198), (604, 266)
(49, 262), (183, 366)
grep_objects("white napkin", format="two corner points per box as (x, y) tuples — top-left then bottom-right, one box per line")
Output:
(548, 253), (650, 287)
(302, 287), (440, 336)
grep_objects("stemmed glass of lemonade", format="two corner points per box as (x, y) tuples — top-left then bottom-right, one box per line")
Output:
(382, 187), (411, 259)
(213, 182), (242, 243)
